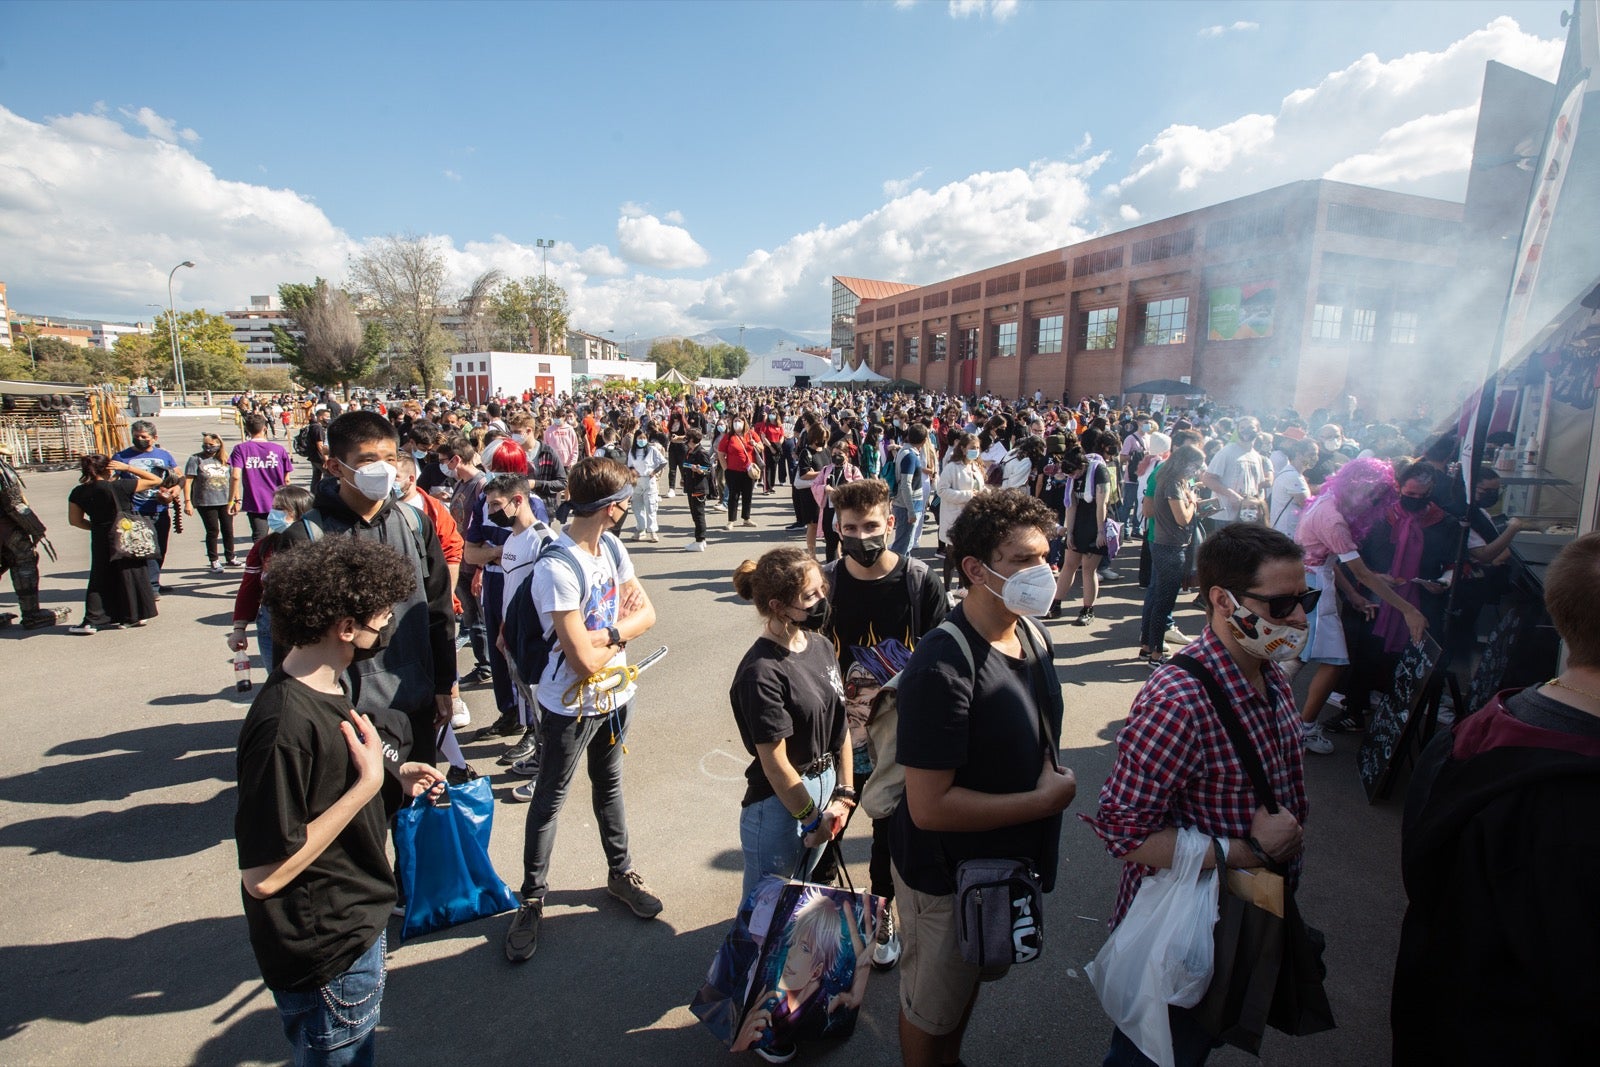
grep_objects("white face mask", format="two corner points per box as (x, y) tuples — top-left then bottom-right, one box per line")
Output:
(983, 562), (1056, 617)
(1220, 592), (1308, 662)
(342, 460), (398, 502)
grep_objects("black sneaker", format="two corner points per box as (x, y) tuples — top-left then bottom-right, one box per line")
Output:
(1323, 711), (1364, 734)
(461, 664), (494, 687)
(1073, 608), (1095, 626)
(446, 763), (481, 785)
(470, 714), (520, 744)
(505, 899), (543, 962)
(1044, 602), (1062, 620)
(497, 727), (538, 765)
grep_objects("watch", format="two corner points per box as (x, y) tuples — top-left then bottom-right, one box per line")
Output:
(606, 625), (622, 648)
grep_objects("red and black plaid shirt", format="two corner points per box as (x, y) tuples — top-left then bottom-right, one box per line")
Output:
(1084, 627), (1309, 927)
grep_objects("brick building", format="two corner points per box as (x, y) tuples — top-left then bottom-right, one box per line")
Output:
(849, 180), (1462, 416)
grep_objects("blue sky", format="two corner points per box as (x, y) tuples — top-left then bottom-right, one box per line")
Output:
(0, 0), (1569, 342)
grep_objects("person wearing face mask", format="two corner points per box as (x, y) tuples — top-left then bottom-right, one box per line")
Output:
(407, 421), (449, 498)
(718, 415), (762, 528)
(935, 433), (987, 592)
(1138, 445), (1206, 666)
(729, 547), (855, 904)
(230, 484), (315, 676)
(439, 438), (493, 687)
(235, 536), (444, 1067)
(228, 413), (293, 545)
(1089, 524), (1312, 1067)
(1359, 463), (1456, 655)
(811, 445), (862, 562)
(1199, 415), (1265, 535)
(818, 479), (947, 971)
(890, 489), (1073, 1067)
(185, 433), (238, 573)
(279, 411), (458, 769)
(625, 427), (667, 543)
(113, 420), (181, 597)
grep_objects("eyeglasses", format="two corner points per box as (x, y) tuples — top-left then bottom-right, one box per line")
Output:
(1234, 588), (1320, 621)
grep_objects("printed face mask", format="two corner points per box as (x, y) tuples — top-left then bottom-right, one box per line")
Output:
(983, 562), (1056, 617)
(342, 460), (398, 502)
(267, 508), (290, 533)
(839, 533), (887, 568)
(1220, 591), (1308, 662)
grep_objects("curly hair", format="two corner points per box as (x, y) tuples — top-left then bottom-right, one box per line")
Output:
(732, 547), (819, 619)
(947, 488), (1056, 569)
(1305, 455), (1397, 544)
(833, 478), (889, 517)
(264, 537), (416, 650)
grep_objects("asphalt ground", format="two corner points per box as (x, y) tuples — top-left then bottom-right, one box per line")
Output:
(0, 417), (1404, 1066)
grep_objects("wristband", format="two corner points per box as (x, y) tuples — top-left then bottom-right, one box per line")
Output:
(792, 798), (815, 822)
(606, 625), (621, 648)
(802, 815), (823, 835)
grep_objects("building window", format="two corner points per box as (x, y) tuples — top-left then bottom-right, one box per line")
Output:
(1034, 314), (1063, 355)
(861, 342), (872, 363)
(1142, 298), (1189, 346)
(1025, 261), (1069, 288)
(1073, 247), (1125, 278)
(1351, 307), (1376, 342)
(958, 327), (979, 361)
(951, 282), (981, 304)
(985, 273), (1021, 298)
(1130, 229), (1196, 265)
(882, 339), (894, 364)
(923, 290), (948, 310)
(906, 336), (920, 364)
(1084, 307), (1119, 350)
(992, 321), (1019, 358)
(1390, 310), (1419, 345)
(538, 362), (551, 373)
(932, 332), (948, 361)
(1311, 304), (1343, 341)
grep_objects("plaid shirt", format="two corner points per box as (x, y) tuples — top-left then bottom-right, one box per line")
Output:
(1084, 627), (1308, 927)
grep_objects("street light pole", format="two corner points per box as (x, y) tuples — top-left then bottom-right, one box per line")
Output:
(167, 260), (195, 404)
(534, 239), (554, 351)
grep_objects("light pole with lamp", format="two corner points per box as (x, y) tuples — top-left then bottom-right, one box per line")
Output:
(534, 239), (554, 350)
(167, 260), (195, 404)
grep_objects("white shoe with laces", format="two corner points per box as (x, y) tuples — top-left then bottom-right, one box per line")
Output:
(1301, 722), (1335, 755)
(450, 698), (471, 729)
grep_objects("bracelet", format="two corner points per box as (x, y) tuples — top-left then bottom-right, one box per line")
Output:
(792, 798), (815, 822)
(1245, 836), (1274, 866)
(801, 815), (823, 835)
(831, 786), (857, 803)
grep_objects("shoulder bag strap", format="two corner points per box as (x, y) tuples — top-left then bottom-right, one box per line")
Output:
(1169, 652), (1279, 814)
(1016, 617), (1062, 760)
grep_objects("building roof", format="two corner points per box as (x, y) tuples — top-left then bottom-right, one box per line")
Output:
(833, 276), (922, 301)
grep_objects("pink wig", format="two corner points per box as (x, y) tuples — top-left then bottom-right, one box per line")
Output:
(1310, 456), (1397, 544)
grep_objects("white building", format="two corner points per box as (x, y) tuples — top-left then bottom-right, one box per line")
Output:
(0, 283), (10, 348)
(225, 295), (299, 369)
(572, 357), (657, 383)
(738, 347), (836, 387)
(89, 321), (152, 350)
(566, 329), (621, 362)
(451, 352), (573, 405)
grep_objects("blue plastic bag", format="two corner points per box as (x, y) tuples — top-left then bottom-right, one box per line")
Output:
(393, 776), (518, 942)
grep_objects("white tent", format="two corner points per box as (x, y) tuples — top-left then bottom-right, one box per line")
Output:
(737, 348), (836, 387)
(847, 362), (891, 384)
(815, 363), (854, 384)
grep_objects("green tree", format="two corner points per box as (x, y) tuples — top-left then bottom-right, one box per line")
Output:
(647, 337), (709, 377)
(272, 278), (377, 390)
(0, 344), (33, 380)
(489, 275), (570, 353)
(704, 342), (749, 379)
(28, 337), (119, 385)
(112, 331), (163, 383)
(147, 310), (248, 391)
(347, 233), (454, 391)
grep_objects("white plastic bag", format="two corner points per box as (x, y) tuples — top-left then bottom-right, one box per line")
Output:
(1085, 828), (1220, 1067)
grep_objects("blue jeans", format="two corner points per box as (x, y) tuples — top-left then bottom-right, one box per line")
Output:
(890, 503), (925, 557)
(272, 932), (385, 1067)
(1140, 541), (1186, 652)
(1103, 1007), (1218, 1067)
(738, 766), (835, 903)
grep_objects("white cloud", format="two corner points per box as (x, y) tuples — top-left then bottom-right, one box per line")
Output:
(948, 0), (1017, 21)
(1119, 204), (1141, 221)
(616, 208), (710, 270)
(443, 169), (461, 182)
(882, 168), (928, 197)
(1200, 20), (1260, 38)
(893, 0), (916, 8)
(663, 209), (684, 224)
(119, 105), (198, 144)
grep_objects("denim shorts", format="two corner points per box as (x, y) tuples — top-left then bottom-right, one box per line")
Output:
(272, 933), (385, 1067)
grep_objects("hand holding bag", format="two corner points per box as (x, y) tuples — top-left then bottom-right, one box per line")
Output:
(392, 773), (518, 941)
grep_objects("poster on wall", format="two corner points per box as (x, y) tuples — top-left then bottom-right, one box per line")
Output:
(1208, 282), (1277, 340)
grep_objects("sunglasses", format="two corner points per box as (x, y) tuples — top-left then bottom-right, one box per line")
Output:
(1234, 588), (1320, 621)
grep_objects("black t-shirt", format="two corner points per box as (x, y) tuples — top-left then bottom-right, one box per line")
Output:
(826, 557), (947, 740)
(235, 671), (395, 992)
(728, 633), (847, 807)
(890, 606), (1064, 895)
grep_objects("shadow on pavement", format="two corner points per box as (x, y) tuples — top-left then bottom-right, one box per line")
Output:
(0, 720), (238, 806)
(0, 787), (236, 861)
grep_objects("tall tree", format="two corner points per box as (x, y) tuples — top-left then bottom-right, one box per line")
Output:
(272, 278), (377, 390)
(111, 331), (164, 383)
(704, 342), (750, 379)
(647, 337), (709, 377)
(347, 233), (453, 391)
(489, 275), (570, 353)
(147, 310), (248, 390)
(27, 337), (118, 385)
(458, 268), (504, 353)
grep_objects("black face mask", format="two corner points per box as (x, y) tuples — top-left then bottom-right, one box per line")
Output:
(792, 599), (830, 632)
(487, 506), (514, 528)
(351, 614), (396, 662)
(1478, 488), (1500, 509)
(1399, 496), (1430, 513)
(840, 533), (887, 568)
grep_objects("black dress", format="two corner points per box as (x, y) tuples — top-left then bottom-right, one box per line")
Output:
(68, 479), (158, 626)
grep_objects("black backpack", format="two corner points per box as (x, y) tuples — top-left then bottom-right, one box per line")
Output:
(501, 532), (624, 688)
(294, 424), (315, 458)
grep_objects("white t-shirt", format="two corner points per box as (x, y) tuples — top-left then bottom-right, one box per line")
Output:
(532, 532), (636, 715)
(1206, 442), (1264, 522)
(500, 521), (554, 617)
(1270, 468), (1309, 538)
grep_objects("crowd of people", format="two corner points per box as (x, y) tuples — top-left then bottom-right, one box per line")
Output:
(5, 378), (1593, 1067)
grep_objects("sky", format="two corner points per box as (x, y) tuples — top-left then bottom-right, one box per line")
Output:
(0, 0), (1569, 346)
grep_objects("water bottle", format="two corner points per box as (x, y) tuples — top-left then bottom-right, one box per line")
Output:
(234, 647), (252, 693)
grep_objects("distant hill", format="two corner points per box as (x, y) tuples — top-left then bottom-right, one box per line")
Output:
(622, 325), (827, 359)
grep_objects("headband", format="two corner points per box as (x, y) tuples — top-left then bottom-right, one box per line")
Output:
(560, 484), (633, 520)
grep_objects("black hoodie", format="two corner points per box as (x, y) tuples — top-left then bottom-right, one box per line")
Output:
(1392, 688), (1600, 1065)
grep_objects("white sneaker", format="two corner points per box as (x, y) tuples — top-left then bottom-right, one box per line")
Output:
(1301, 722), (1335, 755)
(210, 559), (223, 574)
(450, 698), (471, 730)
(685, 540), (706, 552)
(872, 909), (901, 970)
(1326, 692), (1347, 711)
(1164, 628), (1189, 646)
(647, 531), (659, 542)
(665, 489), (677, 499)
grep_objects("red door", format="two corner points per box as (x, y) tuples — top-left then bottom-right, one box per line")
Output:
(535, 375), (555, 395)
(959, 360), (977, 396)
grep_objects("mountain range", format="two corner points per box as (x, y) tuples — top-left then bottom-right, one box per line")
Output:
(616, 325), (828, 359)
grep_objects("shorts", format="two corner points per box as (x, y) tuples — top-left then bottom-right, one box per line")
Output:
(892, 867), (1009, 1037)
(793, 485), (820, 525)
